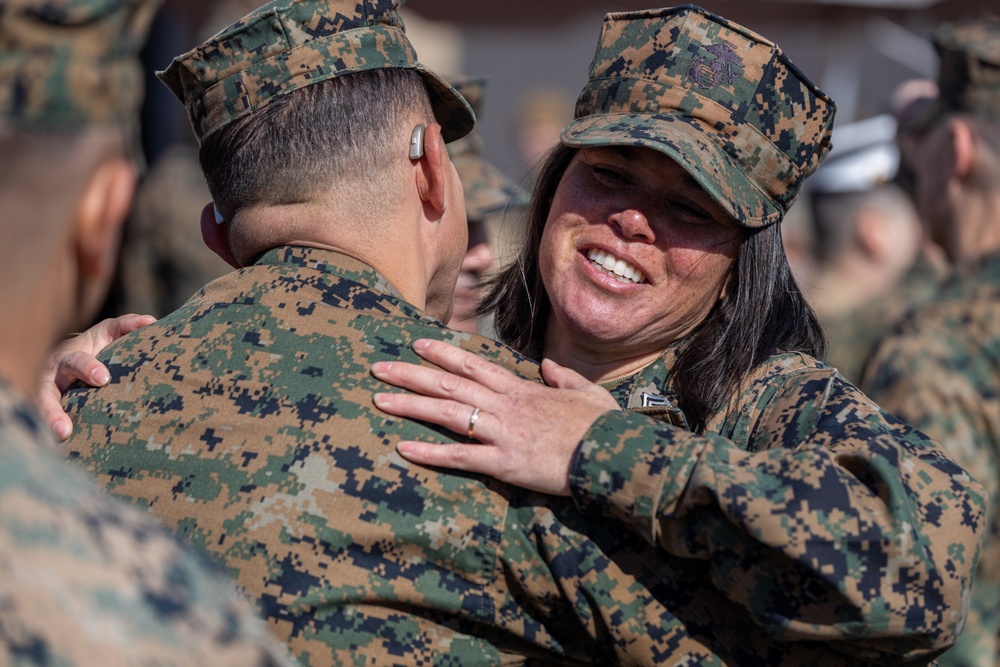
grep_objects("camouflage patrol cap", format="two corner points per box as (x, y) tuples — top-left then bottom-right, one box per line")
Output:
(158, 0), (475, 146)
(447, 76), (529, 219)
(563, 4), (836, 228)
(932, 17), (1000, 121)
(0, 0), (160, 126)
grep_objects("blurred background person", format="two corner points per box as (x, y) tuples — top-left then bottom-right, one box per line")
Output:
(892, 77), (942, 201)
(513, 87), (574, 177)
(0, 0), (298, 663)
(861, 16), (1000, 667)
(799, 114), (939, 384)
(110, 0), (261, 318)
(446, 76), (531, 335)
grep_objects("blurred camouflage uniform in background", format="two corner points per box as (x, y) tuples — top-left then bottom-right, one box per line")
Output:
(861, 17), (1000, 667)
(0, 0), (297, 664)
(63, 3), (984, 665)
(799, 115), (944, 384)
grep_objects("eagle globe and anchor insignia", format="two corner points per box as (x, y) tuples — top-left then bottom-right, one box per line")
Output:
(688, 40), (743, 89)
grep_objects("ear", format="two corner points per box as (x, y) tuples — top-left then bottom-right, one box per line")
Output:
(413, 123), (448, 217)
(73, 156), (136, 319)
(200, 201), (241, 268)
(950, 117), (977, 181)
(854, 204), (889, 259)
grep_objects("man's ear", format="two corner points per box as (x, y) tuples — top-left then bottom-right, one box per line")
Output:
(200, 202), (241, 268)
(950, 117), (977, 181)
(854, 204), (890, 260)
(73, 156), (136, 318)
(414, 123), (448, 217)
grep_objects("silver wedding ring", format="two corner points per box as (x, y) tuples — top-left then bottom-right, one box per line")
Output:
(466, 407), (481, 439)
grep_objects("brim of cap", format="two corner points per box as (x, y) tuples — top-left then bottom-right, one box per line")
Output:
(561, 113), (782, 227)
(416, 65), (475, 144)
(451, 152), (529, 219)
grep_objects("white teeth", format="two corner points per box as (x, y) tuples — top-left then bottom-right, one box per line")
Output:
(587, 249), (646, 284)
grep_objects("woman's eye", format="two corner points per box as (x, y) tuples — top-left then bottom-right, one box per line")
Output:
(670, 199), (712, 222)
(591, 166), (629, 186)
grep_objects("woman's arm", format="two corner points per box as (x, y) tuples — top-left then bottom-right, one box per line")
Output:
(372, 338), (987, 662)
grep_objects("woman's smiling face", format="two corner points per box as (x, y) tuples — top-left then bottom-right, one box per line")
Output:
(539, 146), (741, 369)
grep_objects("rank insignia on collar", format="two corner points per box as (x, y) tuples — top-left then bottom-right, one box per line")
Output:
(641, 393), (672, 408)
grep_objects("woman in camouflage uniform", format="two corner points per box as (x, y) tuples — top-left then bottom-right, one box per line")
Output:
(371, 5), (987, 664)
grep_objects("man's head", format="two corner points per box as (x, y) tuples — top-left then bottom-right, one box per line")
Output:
(806, 115), (922, 290)
(0, 0), (159, 391)
(158, 0), (474, 320)
(912, 17), (1000, 262)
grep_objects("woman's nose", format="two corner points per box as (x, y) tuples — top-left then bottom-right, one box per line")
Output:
(610, 209), (654, 242)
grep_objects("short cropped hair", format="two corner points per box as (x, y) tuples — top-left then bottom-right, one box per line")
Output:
(199, 68), (434, 220)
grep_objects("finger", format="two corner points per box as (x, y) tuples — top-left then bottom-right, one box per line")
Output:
(373, 392), (493, 442)
(35, 380), (73, 441)
(103, 314), (156, 342)
(396, 440), (502, 475)
(54, 351), (111, 393)
(540, 357), (596, 390)
(411, 339), (519, 390)
(371, 359), (495, 407)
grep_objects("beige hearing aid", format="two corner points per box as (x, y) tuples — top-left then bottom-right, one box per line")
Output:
(409, 124), (426, 160)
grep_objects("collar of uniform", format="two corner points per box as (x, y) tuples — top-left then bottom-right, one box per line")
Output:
(605, 341), (682, 411)
(253, 245), (406, 303)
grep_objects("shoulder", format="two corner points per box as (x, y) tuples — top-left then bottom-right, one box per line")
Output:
(1, 397), (292, 665)
(714, 351), (881, 450)
(865, 262), (1000, 386)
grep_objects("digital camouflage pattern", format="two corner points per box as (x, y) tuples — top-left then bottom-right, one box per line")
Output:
(862, 252), (1000, 667)
(932, 17), (1000, 122)
(563, 5), (836, 228)
(0, 380), (297, 667)
(0, 0), (159, 126)
(64, 246), (982, 665)
(446, 76), (529, 221)
(583, 339), (985, 665)
(157, 0), (474, 145)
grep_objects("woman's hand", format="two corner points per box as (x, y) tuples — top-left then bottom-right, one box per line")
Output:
(36, 313), (156, 440)
(372, 339), (620, 496)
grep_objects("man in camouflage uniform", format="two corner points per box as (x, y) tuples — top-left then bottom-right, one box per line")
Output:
(61, 2), (983, 665)
(800, 115), (941, 384)
(0, 1), (298, 664)
(862, 17), (1000, 667)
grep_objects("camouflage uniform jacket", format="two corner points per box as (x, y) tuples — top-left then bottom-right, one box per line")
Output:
(862, 251), (1000, 667)
(571, 343), (984, 666)
(0, 379), (296, 666)
(63, 247), (979, 666)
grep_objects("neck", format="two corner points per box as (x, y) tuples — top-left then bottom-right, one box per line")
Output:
(808, 256), (901, 320)
(0, 290), (63, 402)
(235, 198), (436, 315)
(952, 192), (1000, 264)
(542, 317), (664, 383)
